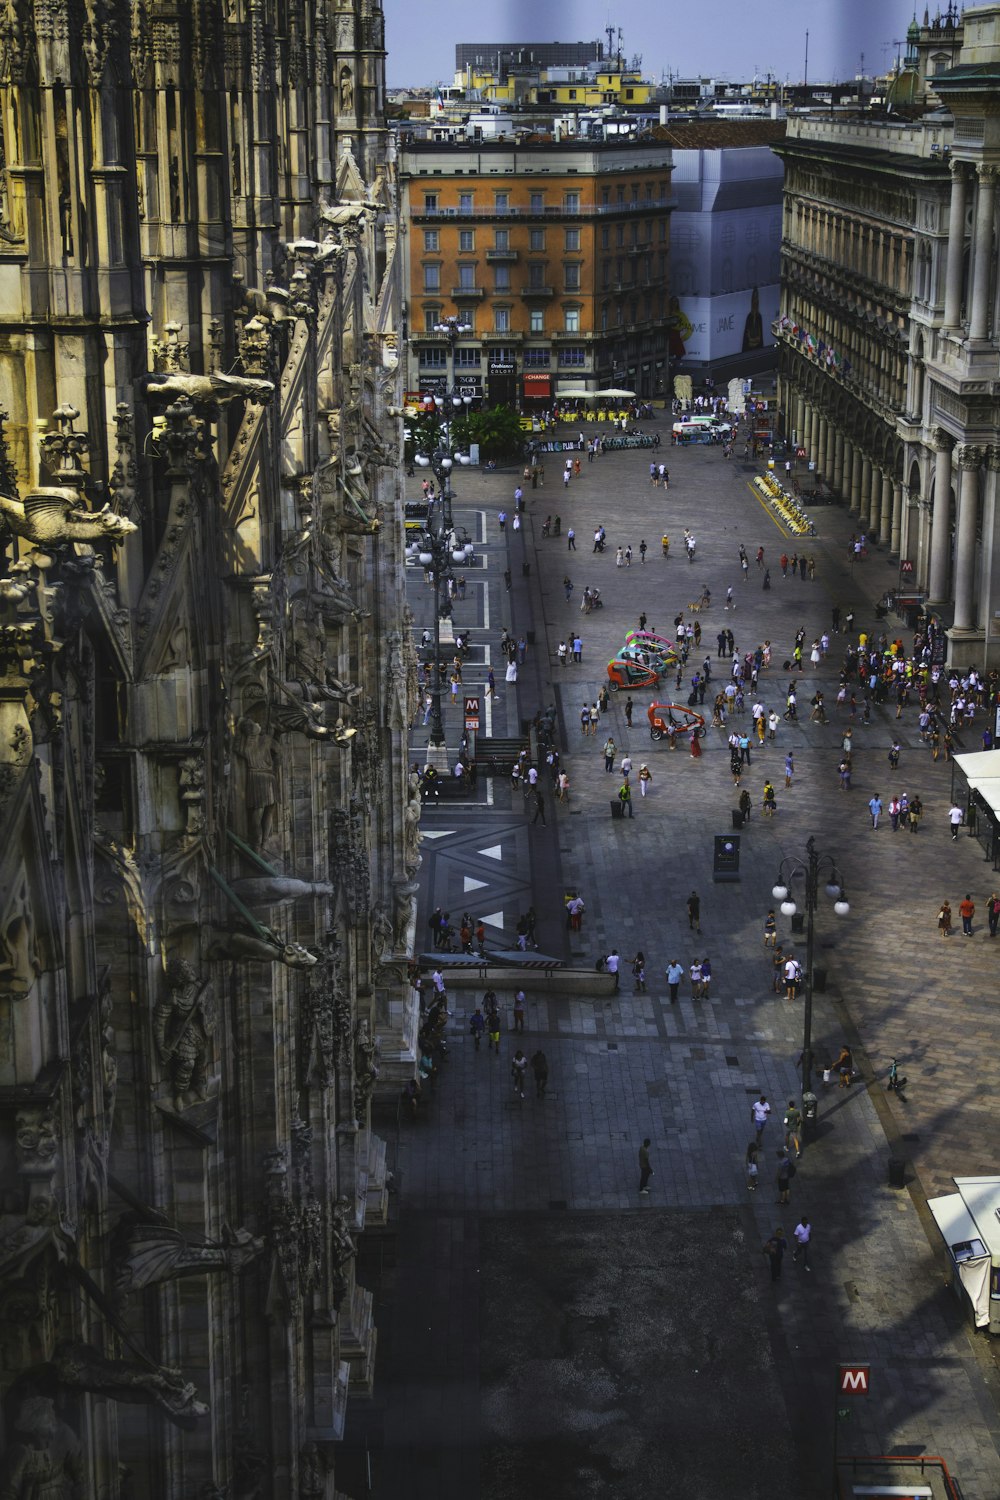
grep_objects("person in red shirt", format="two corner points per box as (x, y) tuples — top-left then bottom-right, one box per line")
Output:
(959, 894), (976, 937)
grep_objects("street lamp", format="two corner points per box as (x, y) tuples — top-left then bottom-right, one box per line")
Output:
(772, 835), (849, 1103)
(433, 316), (473, 396)
(406, 421), (475, 750)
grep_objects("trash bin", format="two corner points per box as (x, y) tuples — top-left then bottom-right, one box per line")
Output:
(731, 809), (744, 829)
(813, 967), (827, 993)
(610, 800), (624, 820)
(802, 1091), (818, 1139)
(790, 913), (805, 934)
(888, 1157), (906, 1189)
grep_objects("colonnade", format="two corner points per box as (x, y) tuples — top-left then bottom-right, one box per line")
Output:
(784, 386), (905, 557)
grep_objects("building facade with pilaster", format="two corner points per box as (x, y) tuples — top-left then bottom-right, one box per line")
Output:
(773, 5), (1000, 667)
(0, 1), (412, 1495)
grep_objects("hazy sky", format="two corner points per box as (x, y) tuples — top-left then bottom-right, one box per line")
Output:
(384, 0), (917, 89)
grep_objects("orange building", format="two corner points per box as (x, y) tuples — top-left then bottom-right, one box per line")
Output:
(399, 135), (674, 404)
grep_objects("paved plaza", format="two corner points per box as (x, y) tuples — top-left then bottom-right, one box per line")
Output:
(352, 412), (1000, 1499)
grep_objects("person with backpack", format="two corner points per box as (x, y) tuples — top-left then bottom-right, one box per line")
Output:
(777, 1151), (797, 1205)
(617, 780), (633, 818)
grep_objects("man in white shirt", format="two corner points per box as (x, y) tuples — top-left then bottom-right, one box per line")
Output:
(605, 949), (620, 992)
(792, 1217), (811, 1269)
(784, 956), (801, 1001)
(949, 804), (964, 840)
(752, 1095), (771, 1144)
(665, 960), (683, 1004)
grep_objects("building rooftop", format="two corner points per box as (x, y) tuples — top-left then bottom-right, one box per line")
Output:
(651, 120), (787, 149)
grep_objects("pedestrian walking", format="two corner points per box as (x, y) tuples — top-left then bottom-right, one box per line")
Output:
(666, 959), (683, 1005)
(605, 949), (621, 991)
(776, 1151), (796, 1205)
(763, 1227), (787, 1281)
(497, 509), (507, 531)
(638, 762), (652, 797)
(567, 527), (576, 550)
(638, 1138), (653, 1194)
(959, 893), (975, 937)
(784, 752), (794, 788)
(746, 1141), (760, 1192)
(617, 780), (633, 818)
(988, 892), (1000, 938)
(557, 639), (568, 666)
(624, 696), (634, 728)
(783, 1100), (802, 1157)
(512, 989), (526, 1032)
(563, 576), (574, 601)
(937, 899), (952, 937)
(530, 1050), (548, 1097)
(949, 803), (963, 840)
(631, 951), (647, 992)
(868, 793), (883, 829)
(752, 1094), (771, 1145)
(603, 736), (617, 772)
(572, 634), (583, 663)
(511, 1048), (527, 1098)
(687, 889), (701, 933)
(792, 1217), (811, 1269)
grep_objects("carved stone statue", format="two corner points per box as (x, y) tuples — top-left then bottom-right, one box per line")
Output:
(51, 1340), (209, 1428)
(113, 1212), (265, 1295)
(144, 370), (275, 408)
(370, 902), (393, 966)
(0, 1395), (84, 1499)
(0, 487), (137, 545)
(299, 1443), (328, 1499)
(353, 1019), (378, 1122)
(393, 878), (420, 949)
(329, 1197), (357, 1294)
(235, 717), (278, 847)
(152, 958), (214, 1112)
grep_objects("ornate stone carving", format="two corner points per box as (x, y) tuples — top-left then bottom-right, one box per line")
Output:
(0, 487), (137, 546)
(0, 872), (41, 997)
(145, 370), (275, 409)
(112, 1212), (265, 1296)
(956, 443), (983, 471)
(301, 944), (352, 1089)
(152, 958), (215, 1112)
(206, 926), (318, 969)
(151, 321), (190, 374)
(230, 875), (333, 907)
(234, 716), (278, 847)
(108, 403), (139, 519)
(329, 1197), (356, 1296)
(51, 1340), (209, 1428)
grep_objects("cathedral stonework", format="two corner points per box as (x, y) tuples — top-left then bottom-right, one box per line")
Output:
(0, 1), (409, 1494)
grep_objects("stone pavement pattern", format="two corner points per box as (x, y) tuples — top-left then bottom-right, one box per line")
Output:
(354, 414), (1000, 1499)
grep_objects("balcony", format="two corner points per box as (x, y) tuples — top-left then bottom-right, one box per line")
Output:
(486, 248), (519, 262)
(522, 285), (555, 299)
(481, 330), (523, 343)
(412, 199), (673, 224)
(451, 286), (485, 299)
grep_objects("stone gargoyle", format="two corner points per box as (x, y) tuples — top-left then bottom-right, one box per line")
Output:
(144, 371), (275, 408)
(0, 487), (137, 545)
(206, 925), (318, 968)
(113, 1211), (265, 1296)
(50, 1339), (209, 1429)
(230, 876), (334, 908)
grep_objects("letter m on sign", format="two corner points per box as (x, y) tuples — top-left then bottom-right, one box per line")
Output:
(839, 1365), (870, 1396)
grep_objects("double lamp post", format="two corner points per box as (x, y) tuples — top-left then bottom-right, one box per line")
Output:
(772, 835), (849, 1107)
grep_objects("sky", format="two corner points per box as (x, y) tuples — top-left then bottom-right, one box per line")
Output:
(384, 0), (920, 89)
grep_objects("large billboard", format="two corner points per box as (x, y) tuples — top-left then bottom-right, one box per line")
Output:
(671, 285), (780, 365)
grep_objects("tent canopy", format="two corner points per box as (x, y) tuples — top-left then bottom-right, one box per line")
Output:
(596, 387), (637, 399)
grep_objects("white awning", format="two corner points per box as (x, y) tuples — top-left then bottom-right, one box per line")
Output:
(928, 1189), (992, 1327)
(952, 750), (1000, 799)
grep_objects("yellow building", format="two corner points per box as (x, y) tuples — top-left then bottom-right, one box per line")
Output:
(399, 135), (674, 404)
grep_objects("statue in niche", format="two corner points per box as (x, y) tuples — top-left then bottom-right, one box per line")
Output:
(151, 958), (214, 1112)
(329, 1198), (357, 1294)
(0, 879), (41, 997)
(0, 1192), (74, 1283)
(112, 1211), (265, 1296)
(0, 1396), (84, 1499)
(370, 902), (393, 967)
(299, 1444), (328, 1499)
(339, 65), (354, 114)
(235, 716), (278, 847)
(353, 1018), (378, 1121)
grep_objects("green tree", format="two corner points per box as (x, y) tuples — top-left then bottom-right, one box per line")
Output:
(452, 405), (526, 463)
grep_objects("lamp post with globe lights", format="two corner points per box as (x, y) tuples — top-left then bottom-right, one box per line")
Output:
(406, 429), (475, 751)
(432, 315), (473, 396)
(772, 835), (850, 1106)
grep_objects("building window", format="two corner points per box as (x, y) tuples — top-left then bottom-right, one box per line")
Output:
(530, 228), (545, 251)
(564, 308), (580, 333)
(565, 228), (581, 251)
(530, 309), (544, 333)
(524, 346), (550, 366)
(490, 346), (514, 363)
(423, 265), (440, 292)
(419, 347), (446, 367)
(455, 347), (480, 368)
(565, 191), (580, 212)
(600, 302), (609, 332)
(617, 186), (625, 205)
(568, 89), (577, 100)
(659, 220), (666, 242)
(564, 264), (581, 291)
(558, 346), (585, 366)
(459, 229), (475, 252)
(495, 191), (510, 212)
(494, 266), (511, 291)
(528, 262), (547, 289)
(494, 307), (510, 332)
(530, 192), (544, 212)
(602, 187), (611, 206)
(458, 264), (476, 290)
(459, 192), (473, 214)
(616, 224), (625, 248)
(423, 230), (439, 251)
(601, 225), (610, 249)
(495, 228), (509, 251)
(424, 307), (441, 332)
(424, 193), (438, 212)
